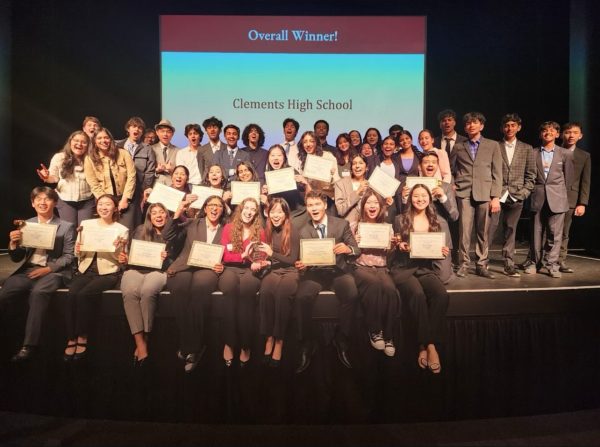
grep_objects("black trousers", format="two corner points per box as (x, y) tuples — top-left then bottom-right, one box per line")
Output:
(218, 266), (261, 350)
(66, 269), (119, 340)
(167, 268), (220, 355)
(295, 269), (358, 341)
(258, 268), (299, 339)
(392, 269), (448, 346)
(353, 265), (399, 340)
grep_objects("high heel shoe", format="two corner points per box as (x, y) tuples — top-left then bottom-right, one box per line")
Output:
(63, 343), (77, 362)
(73, 342), (88, 361)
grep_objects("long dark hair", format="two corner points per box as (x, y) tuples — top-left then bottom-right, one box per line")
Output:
(140, 203), (169, 242)
(398, 184), (441, 241)
(235, 161), (259, 182)
(265, 197), (292, 256)
(265, 144), (290, 171)
(359, 188), (387, 223)
(95, 193), (120, 222)
(60, 131), (90, 178)
(298, 130), (323, 169)
(335, 133), (357, 166)
(90, 127), (119, 167)
(201, 163), (228, 189)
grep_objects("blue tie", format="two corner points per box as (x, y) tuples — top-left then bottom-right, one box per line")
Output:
(317, 223), (325, 239)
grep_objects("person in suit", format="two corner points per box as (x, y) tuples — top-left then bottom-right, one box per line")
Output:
(164, 195), (227, 372)
(241, 123), (268, 183)
(0, 187), (75, 362)
(294, 191), (360, 372)
(116, 117), (157, 229)
(434, 109), (468, 157)
(391, 184), (451, 374)
(334, 153), (370, 227)
(559, 122), (590, 273)
(197, 116), (226, 178)
(281, 118), (302, 172)
(214, 124), (251, 183)
(487, 114), (536, 277)
(64, 194), (128, 361)
(152, 119), (179, 186)
(450, 112), (502, 279)
(313, 119), (336, 153)
(36, 131), (95, 226)
(525, 121), (574, 278)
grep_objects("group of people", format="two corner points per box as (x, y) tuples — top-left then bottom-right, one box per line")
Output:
(0, 110), (589, 379)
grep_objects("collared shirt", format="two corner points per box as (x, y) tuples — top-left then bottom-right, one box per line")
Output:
(503, 139), (516, 166)
(540, 146), (555, 178)
(48, 152), (93, 202)
(206, 220), (220, 244)
(443, 132), (458, 153)
(176, 146), (202, 185)
(125, 139), (137, 158)
(282, 140), (301, 172)
(29, 216), (55, 267)
(468, 139), (480, 159)
(312, 216), (328, 238)
(210, 141), (222, 154)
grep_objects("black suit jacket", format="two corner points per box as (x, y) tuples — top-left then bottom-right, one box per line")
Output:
(163, 217), (224, 273)
(568, 146), (591, 208)
(298, 215), (359, 272)
(434, 134), (468, 156)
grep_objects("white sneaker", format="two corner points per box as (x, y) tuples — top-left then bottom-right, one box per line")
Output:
(369, 331), (385, 350)
(384, 340), (396, 357)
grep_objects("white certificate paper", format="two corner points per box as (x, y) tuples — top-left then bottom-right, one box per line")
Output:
(187, 241), (224, 269)
(190, 186), (224, 209)
(368, 166), (401, 198)
(405, 176), (440, 193)
(128, 239), (166, 269)
(265, 167), (297, 194)
(147, 182), (186, 212)
(20, 222), (57, 250)
(300, 238), (336, 266)
(409, 232), (446, 259)
(303, 154), (335, 182)
(80, 226), (121, 253)
(230, 181), (260, 205)
(358, 223), (392, 249)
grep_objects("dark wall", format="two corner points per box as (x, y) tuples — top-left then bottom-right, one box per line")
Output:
(6, 0), (597, 246)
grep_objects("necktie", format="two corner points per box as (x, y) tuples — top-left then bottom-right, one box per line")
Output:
(229, 149), (234, 163)
(163, 146), (168, 162)
(444, 138), (452, 156)
(316, 223), (325, 239)
(284, 142), (290, 154)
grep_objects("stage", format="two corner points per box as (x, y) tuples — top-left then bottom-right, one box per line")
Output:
(0, 248), (599, 426)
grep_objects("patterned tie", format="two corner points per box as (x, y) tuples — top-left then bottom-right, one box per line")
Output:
(316, 223), (325, 239)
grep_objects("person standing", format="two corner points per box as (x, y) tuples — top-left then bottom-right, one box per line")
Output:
(152, 119), (179, 186)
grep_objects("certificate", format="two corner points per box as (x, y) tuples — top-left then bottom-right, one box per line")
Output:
(265, 167), (297, 194)
(190, 186), (223, 209)
(300, 238), (336, 266)
(128, 239), (166, 269)
(357, 223), (392, 249)
(187, 241), (224, 269)
(405, 176), (441, 193)
(230, 181), (260, 205)
(20, 222), (57, 250)
(80, 225), (121, 253)
(368, 166), (401, 198)
(147, 182), (186, 212)
(302, 154), (335, 182)
(409, 232), (446, 259)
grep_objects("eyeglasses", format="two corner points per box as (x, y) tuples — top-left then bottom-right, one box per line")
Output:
(206, 203), (223, 209)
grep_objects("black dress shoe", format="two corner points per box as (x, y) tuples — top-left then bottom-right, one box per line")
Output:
(269, 357), (281, 368)
(559, 263), (574, 273)
(475, 267), (495, 279)
(73, 343), (88, 361)
(11, 346), (36, 362)
(456, 265), (469, 278)
(295, 342), (316, 374)
(333, 337), (352, 369)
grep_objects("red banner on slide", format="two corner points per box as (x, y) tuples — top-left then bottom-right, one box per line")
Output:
(161, 15), (426, 54)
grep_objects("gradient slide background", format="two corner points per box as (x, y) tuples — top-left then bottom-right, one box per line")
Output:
(161, 16), (426, 149)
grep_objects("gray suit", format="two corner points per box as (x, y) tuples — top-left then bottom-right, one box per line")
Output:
(488, 140), (536, 267)
(560, 146), (591, 263)
(530, 146), (574, 271)
(152, 142), (179, 186)
(213, 147), (251, 182)
(0, 218), (75, 346)
(197, 141), (226, 178)
(450, 136), (502, 269)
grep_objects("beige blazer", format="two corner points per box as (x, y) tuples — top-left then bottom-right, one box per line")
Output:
(84, 149), (136, 200)
(77, 218), (129, 274)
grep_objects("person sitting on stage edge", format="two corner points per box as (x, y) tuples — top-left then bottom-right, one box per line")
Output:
(294, 191), (360, 373)
(0, 187), (75, 362)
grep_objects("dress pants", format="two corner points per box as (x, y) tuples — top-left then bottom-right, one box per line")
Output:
(488, 199), (524, 267)
(167, 268), (221, 355)
(559, 207), (575, 264)
(353, 265), (398, 340)
(120, 269), (166, 334)
(0, 267), (64, 346)
(532, 201), (565, 271)
(258, 268), (299, 339)
(295, 269), (358, 341)
(65, 270), (119, 340)
(392, 268), (448, 346)
(218, 266), (261, 350)
(56, 197), (95, 228)
(458, 197), (491, 268)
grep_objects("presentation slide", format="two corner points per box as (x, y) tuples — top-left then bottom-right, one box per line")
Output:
(160, 16), (426, 149)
